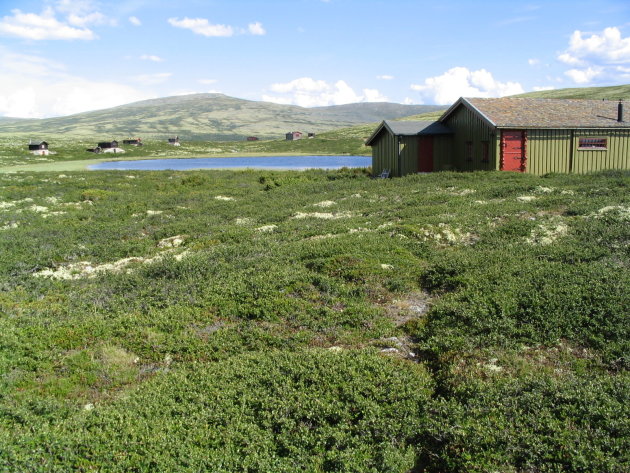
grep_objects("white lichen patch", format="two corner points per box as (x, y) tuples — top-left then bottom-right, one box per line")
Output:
(146, 210), (163, 216)
(256, 224), (277, 232)
(34, 248), (190, 280)
(526, 219), (569, 246)
(517, 195), (537, 202)
(28, 205), (49, 213)
(349, 227), (372, 234)
(235, 217), (254, 225)
(434, 187), (476, 196)
(313, 200), (336, 208)
(534, 186), (555, 194)
(417, 223), (476, 245)
(592, 205), (630, 221)
(1, 222), (19, 230)
(45, 197), (60, 204)
(157, 235), (186, 248)
(42, 211), (67, 219)
(292, 211), (354, 220)
(561, 189), (575, 195)
(215, 195), (234, 201)
(0, 202), (16, 210)
(380, 264), (394, 270)
(308, 233), (336, 240)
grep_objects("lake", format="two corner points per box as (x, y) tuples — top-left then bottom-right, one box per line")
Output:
(89, 155), (371, 171)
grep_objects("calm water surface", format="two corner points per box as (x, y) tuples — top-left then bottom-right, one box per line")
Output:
(89, 155), (371, 171)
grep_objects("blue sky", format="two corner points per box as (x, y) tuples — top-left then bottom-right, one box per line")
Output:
(0, 0), (629, 118)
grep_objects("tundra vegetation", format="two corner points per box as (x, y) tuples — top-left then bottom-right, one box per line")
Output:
(0, 167), (628, 472)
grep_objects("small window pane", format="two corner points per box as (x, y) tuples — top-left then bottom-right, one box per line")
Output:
(578, 138), (607, 150)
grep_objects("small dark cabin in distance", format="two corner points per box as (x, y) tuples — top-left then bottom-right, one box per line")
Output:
(28, 140), (48, 151)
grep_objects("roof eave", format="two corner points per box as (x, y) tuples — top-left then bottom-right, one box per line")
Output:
(365, 120), (388, 146)
(439, 97), (498, 130)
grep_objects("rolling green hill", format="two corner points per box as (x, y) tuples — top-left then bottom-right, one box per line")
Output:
(0, 94), (441, 141)
(513, 84), (630, 100)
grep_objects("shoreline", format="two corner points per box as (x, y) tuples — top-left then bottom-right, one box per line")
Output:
(0, 152), (371, 173)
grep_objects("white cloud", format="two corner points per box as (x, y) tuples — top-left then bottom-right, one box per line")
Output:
(198, 79), (218, 85)
(363, 88), (388, 102)
(557, 27), (630, 84)
(129, 16), (141, 26)
(0, 1), (116, 41)
(132, 73), (173, 85)
(248, 22), (266, 35)
(263, 77), (387, 107)
(559, 27), (630, 65)
(168, 17), (234, 37)
(140, 54), (164, 62)
(0, 48), (151, 118)
(0, 8), (95, 40)
(410, 67), (524, 104)
(377, 75), (394, 80)
(528, 58), (540, 66)
(564, 67), (602, 84)
(168, 17), (267, 37)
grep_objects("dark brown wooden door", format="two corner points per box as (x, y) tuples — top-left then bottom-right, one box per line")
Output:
(501, 130), (525, 172)
(418, 136), (434, 172)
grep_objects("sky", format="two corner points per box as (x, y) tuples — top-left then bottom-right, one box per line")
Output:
(0, 0), (629, 118)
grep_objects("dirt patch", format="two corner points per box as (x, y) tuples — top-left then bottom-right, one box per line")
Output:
(381, 291), (431, 326)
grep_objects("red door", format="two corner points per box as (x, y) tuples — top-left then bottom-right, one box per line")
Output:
(418, 136), (434, 172)
(501, 130), (526, 172)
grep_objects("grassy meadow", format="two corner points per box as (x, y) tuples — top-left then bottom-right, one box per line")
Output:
(0, 167), (628, 472)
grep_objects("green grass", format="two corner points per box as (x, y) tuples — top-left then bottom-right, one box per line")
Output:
(513, 83), (630, 100)
(0, 168), (628, 471)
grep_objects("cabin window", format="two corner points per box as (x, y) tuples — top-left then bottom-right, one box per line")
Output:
(481, 141), (489, 162)
(465, 141), (473, 162)
(578, 137), (607, 150)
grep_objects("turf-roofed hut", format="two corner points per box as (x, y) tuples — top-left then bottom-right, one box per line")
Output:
(368, 97), (630, 176)
(365, 120), (453, 177)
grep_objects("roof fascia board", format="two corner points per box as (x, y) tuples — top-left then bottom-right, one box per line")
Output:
(365, 120), (388, 146)
(440, 97), (497, 129)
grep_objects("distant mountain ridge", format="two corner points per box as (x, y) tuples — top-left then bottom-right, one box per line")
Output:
(0, 93), (442, 141)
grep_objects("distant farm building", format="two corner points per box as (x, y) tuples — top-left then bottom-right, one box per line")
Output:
(286, 131), (303, 141)
(28, 140), (50, 156)
(123, 138), (143, 146)
(246, 136), (259, 141)
(368, 97), (630, 176)
(87, 140), (124, 154)
(168, 136), (180, 146)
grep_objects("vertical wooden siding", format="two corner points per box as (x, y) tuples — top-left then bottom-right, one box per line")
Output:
(371, 132), (453, 176)
(371, 131), (398, 176)
(572, 129), (630, 173)
(526, 129), (571, 174)
(525, 129), (630, 174)
(443, 106), (497, 171)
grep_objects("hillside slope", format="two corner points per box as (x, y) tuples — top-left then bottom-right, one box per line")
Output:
(513, 84), (630, 100)
(0, 94), (441, 141)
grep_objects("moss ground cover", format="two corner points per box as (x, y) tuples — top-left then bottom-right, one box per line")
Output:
(0, 168), (628, 471)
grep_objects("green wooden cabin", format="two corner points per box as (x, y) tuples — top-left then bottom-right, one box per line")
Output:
(368, 97), (630, 176)
(365, 120), (453, 177)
